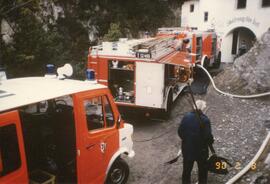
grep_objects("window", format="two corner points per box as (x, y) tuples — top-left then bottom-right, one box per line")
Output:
(237, 0), (246, 9)
(104, 96), (115, 128)
(190, 4), (194, 12)
(196, 37), (202, 60)
(0, 124), (21, 177)
(84, 97), (104, 131)
(262, 0), (270, 7)
(212, 37), (217, 55)
(84, 95), (115, 131)
(204, 12), (208, 22)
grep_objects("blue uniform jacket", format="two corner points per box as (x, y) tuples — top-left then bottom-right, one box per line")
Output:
(178, 111), (214, 160)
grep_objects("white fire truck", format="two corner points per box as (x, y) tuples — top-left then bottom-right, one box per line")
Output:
(87, 28), (221, 113)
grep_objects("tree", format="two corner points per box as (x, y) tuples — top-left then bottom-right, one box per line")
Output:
(0, 0), (36, 69)
(1, 0), (89, 78)
(103, 23), (122, 42)
(1, 0), (182, 78)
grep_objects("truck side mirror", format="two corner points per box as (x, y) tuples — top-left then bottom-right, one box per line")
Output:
(116, 115), (121, 129)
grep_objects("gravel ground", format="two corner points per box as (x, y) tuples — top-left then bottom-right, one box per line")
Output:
(124, 78), (270, 184)
(237, 141), (270, 184)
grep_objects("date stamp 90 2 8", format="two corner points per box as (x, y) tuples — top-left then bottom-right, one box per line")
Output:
(215, 161), (257, 170)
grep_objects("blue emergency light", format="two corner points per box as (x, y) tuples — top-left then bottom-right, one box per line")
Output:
(86, 69), (95, 80)
(46, 64), (55, 74)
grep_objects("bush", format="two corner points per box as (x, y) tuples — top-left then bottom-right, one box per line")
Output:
(103, 23), (122, 42)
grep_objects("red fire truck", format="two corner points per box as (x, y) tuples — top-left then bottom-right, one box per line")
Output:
(0, 65), (134, 184)
(88, 36), (193, 114)
(157, 27), (222, 69)
(87, 28), (220, 113)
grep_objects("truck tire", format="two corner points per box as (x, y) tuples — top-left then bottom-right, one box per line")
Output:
(213, 52), (221, 69)
(163, 90), (173, 118)
(106, 158), (129, 184)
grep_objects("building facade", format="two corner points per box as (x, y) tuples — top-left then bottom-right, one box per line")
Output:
(181, 0), (270, 62)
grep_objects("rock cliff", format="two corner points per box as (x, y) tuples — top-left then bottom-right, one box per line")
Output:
(216, 29), (270, 94)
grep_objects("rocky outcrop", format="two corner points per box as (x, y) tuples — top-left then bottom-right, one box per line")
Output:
(216, 29), (270, 95)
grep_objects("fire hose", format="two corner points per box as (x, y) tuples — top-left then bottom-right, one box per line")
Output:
(197, 64), (270, 183)
(225, 132), (270, 184)
(166, 65), (270, 167)
(197, 65), (270, 98)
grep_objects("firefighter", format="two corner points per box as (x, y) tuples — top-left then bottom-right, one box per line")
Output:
(238, 40), (247, 56)
(183, 39), (191, 53)
(178, 100), (214, 184)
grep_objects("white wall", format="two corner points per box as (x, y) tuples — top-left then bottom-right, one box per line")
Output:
(221, 33), (234, 63)
(181, 0), (200, 29)
(181, 0), (270, 62)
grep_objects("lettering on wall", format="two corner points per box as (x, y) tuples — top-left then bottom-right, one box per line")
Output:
(227, 17), (260, 27)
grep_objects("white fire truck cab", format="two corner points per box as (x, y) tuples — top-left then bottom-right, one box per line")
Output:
(88, 36), (193, 114)
(0, 67), (134, 184)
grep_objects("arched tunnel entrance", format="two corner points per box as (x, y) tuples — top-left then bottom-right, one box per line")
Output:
(221, 27), (256, 62)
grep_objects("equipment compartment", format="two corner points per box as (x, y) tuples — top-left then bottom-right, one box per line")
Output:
(108, 60), (135, 103)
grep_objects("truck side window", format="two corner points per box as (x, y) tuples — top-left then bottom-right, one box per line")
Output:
(0, 124), (21, 177)
(103, 96), (115, 128)
(84, 97), (105, 131)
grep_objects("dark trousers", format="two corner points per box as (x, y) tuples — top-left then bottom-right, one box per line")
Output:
(182, 158), (208, 184)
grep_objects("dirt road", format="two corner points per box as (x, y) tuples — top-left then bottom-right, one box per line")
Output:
(125, 93), (190, 184)
(124, 87), (270, 184)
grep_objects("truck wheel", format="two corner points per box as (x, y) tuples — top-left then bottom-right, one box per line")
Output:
(213, 52), (221, 69)
(163, 91), (173, 118)
(106, 158), (129, 184)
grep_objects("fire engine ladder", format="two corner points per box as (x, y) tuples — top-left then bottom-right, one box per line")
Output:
(133, 37), (175, 59)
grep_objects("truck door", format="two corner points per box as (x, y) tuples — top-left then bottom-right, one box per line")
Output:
(135, 62), (164, 108)
(211, 35), (217, 61)
(196, 36), (202, 61)
(0, 111), (28, 184)
(73, 89), (119, 184)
